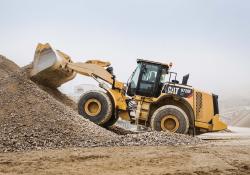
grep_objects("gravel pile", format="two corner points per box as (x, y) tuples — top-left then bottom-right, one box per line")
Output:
(0, 55), (117, 152)
(117, 131), (202, 146)
(0, 56), (20, 79)
(0, 55), (203, 152)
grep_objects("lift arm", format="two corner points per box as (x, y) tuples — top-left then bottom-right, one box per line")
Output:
(67, 62), (114, 85)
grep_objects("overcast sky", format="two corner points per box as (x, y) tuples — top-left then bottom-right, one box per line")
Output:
(0, 0), (249, 98)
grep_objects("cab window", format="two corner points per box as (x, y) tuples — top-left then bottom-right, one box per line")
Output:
(137, 64), (160, 97)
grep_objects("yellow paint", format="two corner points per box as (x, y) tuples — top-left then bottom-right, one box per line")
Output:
(85, 60), (111, 67)
(194, 90), (214, 123)
(195, 114), (227, 131)
(211, 114), (227, 131)
(114, 81), (125, 90)
(84, 99), (102, 116)
(133, 96), (151, 121)
(195, 121), (211, 130)
(119, 110), (130, 121)
(107, 88), (127, 110)
(160, 115), (180, 132)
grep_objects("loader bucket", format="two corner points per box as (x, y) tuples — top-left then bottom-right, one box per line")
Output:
(30, 43), (76, 88)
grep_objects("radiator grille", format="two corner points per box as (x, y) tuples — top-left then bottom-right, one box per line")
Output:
(196, 92), (202, 119)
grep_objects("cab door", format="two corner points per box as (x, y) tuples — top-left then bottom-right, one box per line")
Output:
(136, 63), (161, 97)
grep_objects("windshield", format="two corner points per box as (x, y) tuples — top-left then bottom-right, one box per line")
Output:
(127, 64), (141, 96)
(141, 64), (158, 82)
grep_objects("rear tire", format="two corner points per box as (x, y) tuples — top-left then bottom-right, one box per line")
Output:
(78, 90), (113, 125)
(150, 105), (189, 134)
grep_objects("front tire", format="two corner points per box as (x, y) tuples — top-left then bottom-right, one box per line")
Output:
(150, 105), (189, 134)
(78, 90), (113, 125)
(102, 113), (119, 128)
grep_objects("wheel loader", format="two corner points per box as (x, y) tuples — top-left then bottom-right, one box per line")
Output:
(29, 43), (227, 135)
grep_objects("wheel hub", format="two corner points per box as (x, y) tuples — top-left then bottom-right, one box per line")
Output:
(84, 99), (102, 116)
(160, 115), (180, 132)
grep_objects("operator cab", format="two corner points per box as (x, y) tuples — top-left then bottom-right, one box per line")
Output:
(127, 59), (190, 98)
(127, 59), (170, 97)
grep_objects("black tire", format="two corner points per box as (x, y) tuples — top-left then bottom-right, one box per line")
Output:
(102, 92), (119, 128)
(150, 105), (189, 134)
(78, 90), (113, 125)
(102, 113), (119, 128)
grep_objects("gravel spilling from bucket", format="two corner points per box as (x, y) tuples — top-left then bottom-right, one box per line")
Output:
(0, 55), (203, 152)
(23, 64), (77, 110)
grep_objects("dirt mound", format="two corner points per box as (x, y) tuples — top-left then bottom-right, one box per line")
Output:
(0, 55), (20, 79)
(0, 55), (116, 152)
(0, 55), (202, 152)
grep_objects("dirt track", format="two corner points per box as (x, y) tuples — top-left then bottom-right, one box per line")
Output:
(0, 137), (249, 175)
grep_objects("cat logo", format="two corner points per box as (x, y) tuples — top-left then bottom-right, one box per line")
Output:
(163, 84), (193, 98)
(167, 86), (179, 95)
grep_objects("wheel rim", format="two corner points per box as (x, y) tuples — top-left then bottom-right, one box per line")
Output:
(84, 99), (102, 116)
(160, 115), (180, 132)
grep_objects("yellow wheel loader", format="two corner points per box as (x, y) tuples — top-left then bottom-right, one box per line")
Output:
(30, 43), (227, 135)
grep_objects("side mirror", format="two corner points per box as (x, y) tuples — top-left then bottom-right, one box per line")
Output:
(182, 74), (189, 85)
(106, 66), (114, 75)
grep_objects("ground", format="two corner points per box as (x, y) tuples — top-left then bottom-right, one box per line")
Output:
(0, 127), (250, 175)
